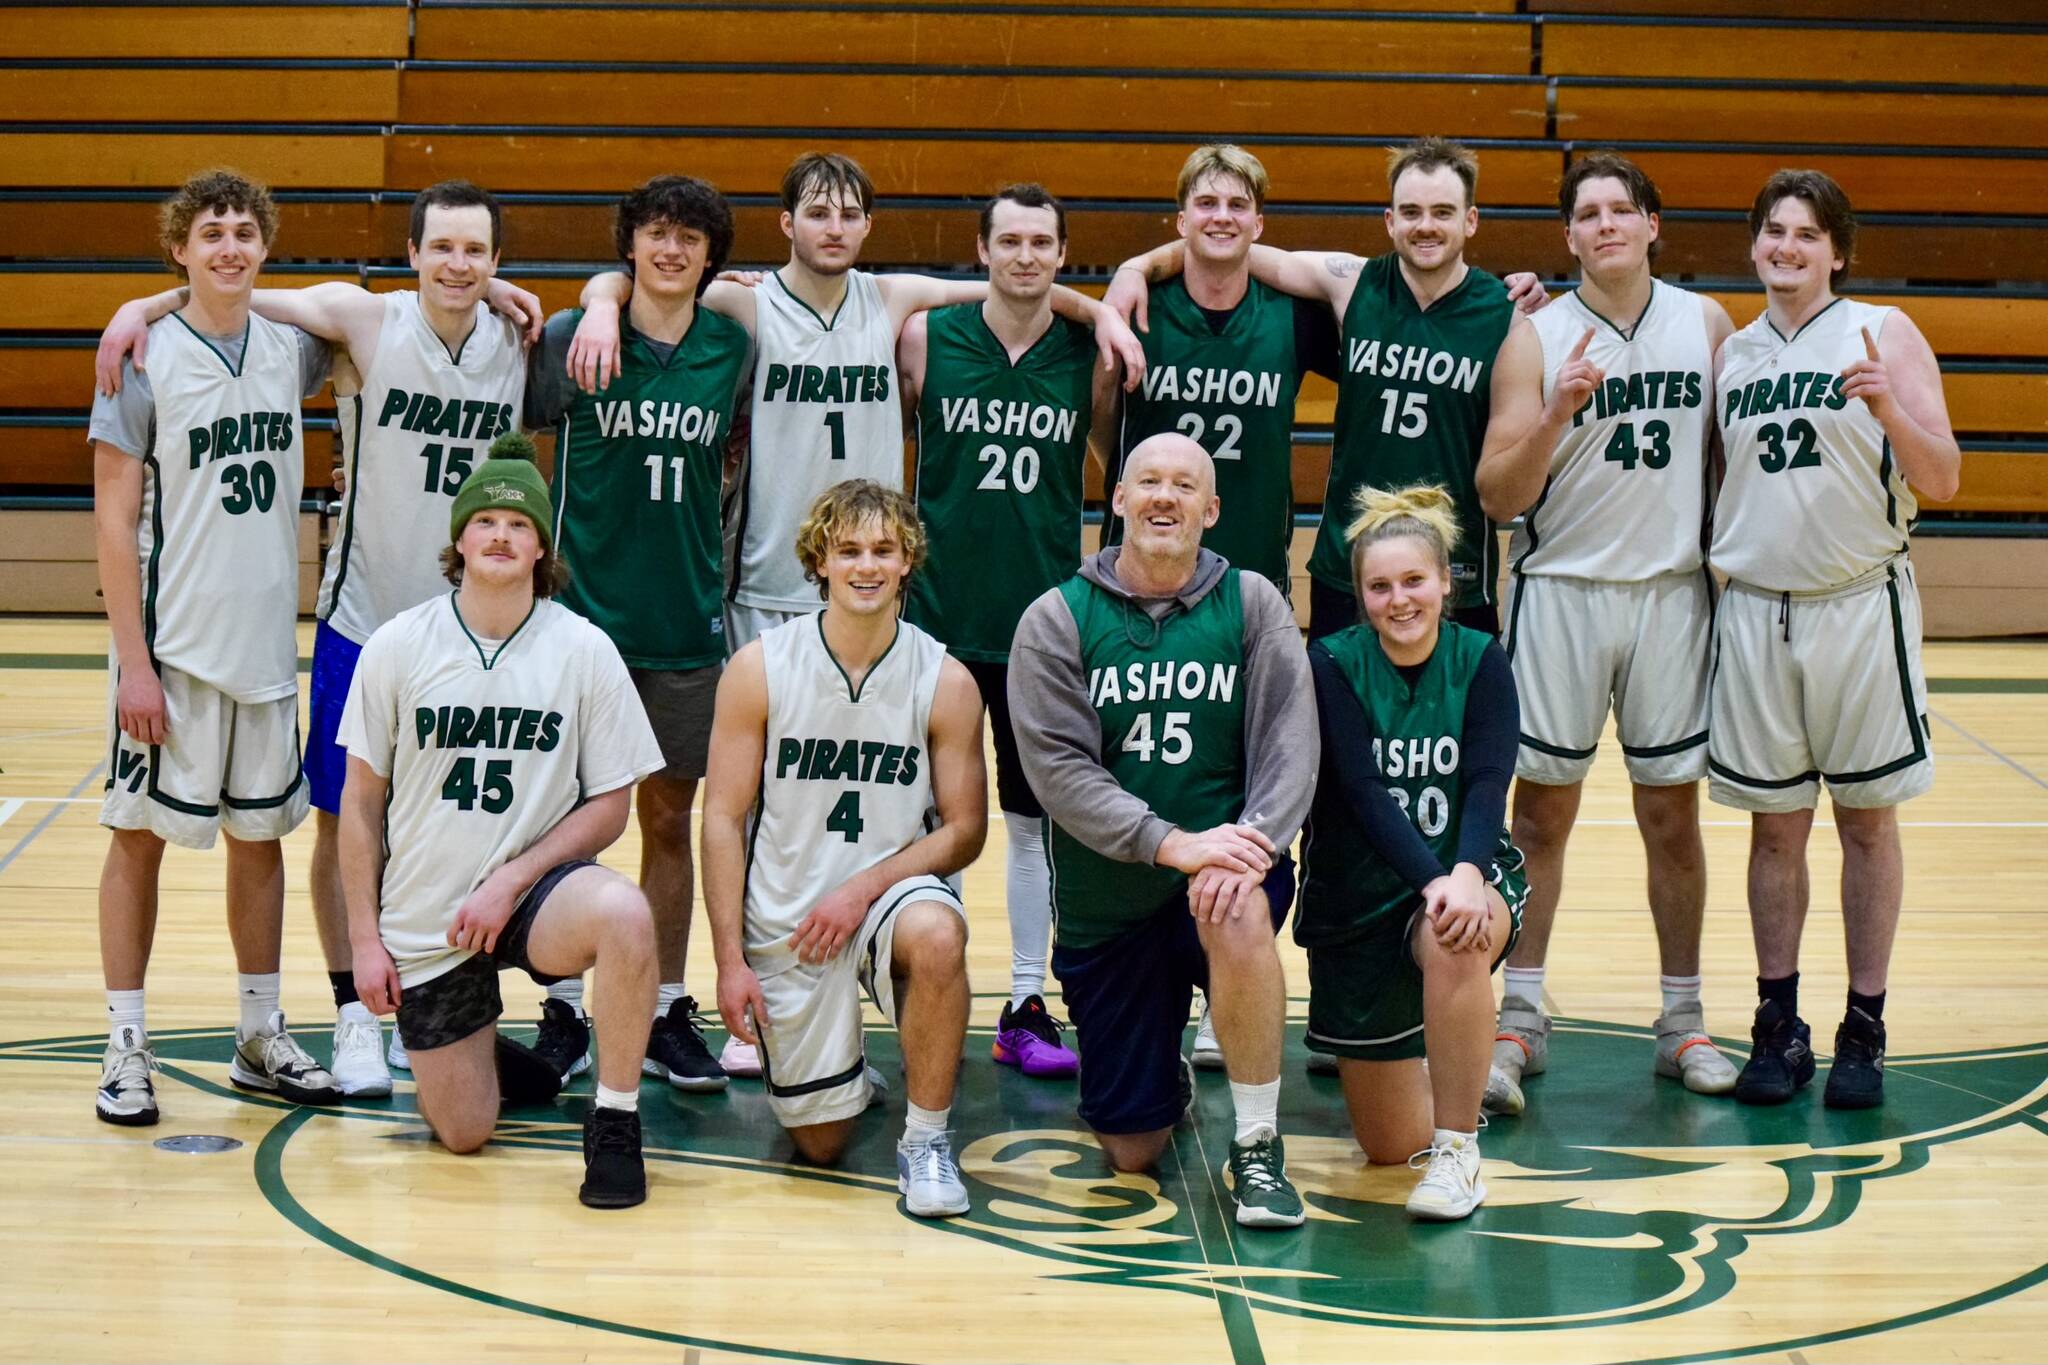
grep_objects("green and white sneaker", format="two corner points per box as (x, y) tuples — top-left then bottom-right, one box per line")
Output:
(1225, 1131), (1305, 1229)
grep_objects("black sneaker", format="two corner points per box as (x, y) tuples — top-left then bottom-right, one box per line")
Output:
(1823, 1007), (1887, 1110)
(580, 1106), (646, 1209)
(532, 998), (592, 1084)
(496, 1033), (564, 1107)
(643, 996), (730, 1092)
(1734, 999), (1816, 1105)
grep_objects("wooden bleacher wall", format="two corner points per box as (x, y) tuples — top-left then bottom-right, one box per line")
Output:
(2, 0), (2043, 632)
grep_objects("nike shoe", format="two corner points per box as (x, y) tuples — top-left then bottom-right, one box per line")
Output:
(229, 1011), (341, 1104)
(1823, 1006), (1886, 1110)
(1485, 995), (1550, 1116)
(1406, 1133), (1487, 1221)
(96, 1025), (159, 1126)
(719, 1034), (763, 1079)
(331, 1008), (393, 1098)
(1225, 1131), (1305, 1228)
(991, 995), (1078, 1078)
(644, 996), (729, 1092)
(896, 1131), (970, 1218)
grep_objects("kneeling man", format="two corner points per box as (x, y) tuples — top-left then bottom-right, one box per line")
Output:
(342, 438), (666, 1208)
(703, 480), (988, 1218)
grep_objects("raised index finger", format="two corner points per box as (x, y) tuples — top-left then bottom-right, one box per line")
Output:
(1569, 326), (1596, 361)
(1861, 324), (1881, 363)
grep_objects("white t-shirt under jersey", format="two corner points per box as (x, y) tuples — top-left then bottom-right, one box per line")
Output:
(1510, 279), (1715, 582)
(743, 611), (945, 961)
(339, 593), (663, 987)
(317, 293), (527, 643)
(87, 313), (330, 702)
(1712, 297), (1915, 593)
(731, 271), (904, 614)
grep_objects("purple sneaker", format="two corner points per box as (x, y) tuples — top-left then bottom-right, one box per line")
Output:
(992, 995), (1079, 1078)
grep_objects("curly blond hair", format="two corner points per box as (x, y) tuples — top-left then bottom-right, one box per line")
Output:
(793, 479), (928, 599)
(1346, 483), (1461, 580)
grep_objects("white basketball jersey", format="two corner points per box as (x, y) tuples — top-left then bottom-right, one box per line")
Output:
(137, 313), (307, 703)
(1712, 299), (1914, 593)
(336, 596), (663, 988)
(743, 611), (945, 953)
(732, 271), (904, 613)
(1509, 280), (1714, 581)
(316, 293), (526, 643)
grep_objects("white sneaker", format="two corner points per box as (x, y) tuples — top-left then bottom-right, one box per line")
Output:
(96, 1026), (159, 1126)
(230, 1010), (340, 1104)
(1406, 1134), (1487, 1221)
(386, 1029), (411, 1072)
(896, 1132), (970, 1218)
(331, 1009), (393, 1098)
(720, 1035), (762, 1078)
(1191, 998), (1224, 1071)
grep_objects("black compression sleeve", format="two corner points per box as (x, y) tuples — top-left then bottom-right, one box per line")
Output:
(1294, 296), (1342, 382)
(1310, 645), (1447, 892)
(1453, 641), (1520, 868)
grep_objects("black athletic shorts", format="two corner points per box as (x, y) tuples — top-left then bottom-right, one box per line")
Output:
(1052, 857), (1295, 1135)
(959, 657), (1042, 819)
(1307, 576), (1499, 641)
(395, 859), (594, 1051)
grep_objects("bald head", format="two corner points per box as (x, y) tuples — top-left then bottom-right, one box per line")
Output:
(1112, 432), (1221, 581)
(1122, 432), (1216, 495)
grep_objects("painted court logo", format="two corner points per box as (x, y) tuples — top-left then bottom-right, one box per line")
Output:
(11, 1018), (2046, 1363)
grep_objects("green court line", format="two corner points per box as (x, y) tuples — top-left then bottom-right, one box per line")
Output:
(2, 652), (2044, 691)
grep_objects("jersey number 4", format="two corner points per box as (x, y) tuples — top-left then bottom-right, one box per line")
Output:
(442, 757), (514, 813)
(826, 790), (865, 842)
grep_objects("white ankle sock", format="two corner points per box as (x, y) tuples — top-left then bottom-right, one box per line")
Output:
(1502, 966), (1546, 1007)
(236, 972), (280, 1038)
(1434, 1127), (1478, 1150)
(1003, 812), (1050, 1008)
(547, 977), (586, 1018)
(904, 1101), (949, 1143)
(338, 999), (375, 1025)
(1660, 974), (1703, 1014)
(656, 982), (687, 1017)
(595, 1082), (638, 1113)
(1229, 1078), (1280, 1144)
(107, 988), (146, 1046)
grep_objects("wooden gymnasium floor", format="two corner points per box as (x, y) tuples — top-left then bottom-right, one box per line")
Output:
(2, 613), (2046, 1365)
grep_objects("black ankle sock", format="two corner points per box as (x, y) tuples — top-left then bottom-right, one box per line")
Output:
(1757, 973), (1799, 1016)
(330, 970), (359, 1009)
(1847, 988), (1886, 1021)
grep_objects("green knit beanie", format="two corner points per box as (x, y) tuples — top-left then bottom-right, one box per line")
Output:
(449, 432), (553, 553)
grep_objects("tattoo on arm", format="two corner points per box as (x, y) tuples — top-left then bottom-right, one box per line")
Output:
(1324, 255), (1364, 280)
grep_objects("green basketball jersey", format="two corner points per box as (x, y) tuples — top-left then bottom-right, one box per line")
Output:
(905, 304), (1096, 662)
(1110, 277), (1304, 587)
(1046, 569), (1249, 950)
(1314, 257), (1513, 607)
(1296, 622), (1507, 945)
(549, 308), (751, 669)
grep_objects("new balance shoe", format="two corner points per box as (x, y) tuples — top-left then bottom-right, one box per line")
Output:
(1653, 1000), (1738, 1095)
(1485, 995), (1550, 1116)
(1406, 1133), (1487, 1220)
(331, 1008), (393, 1098)
(579, 1106), (646, 1209)
(897, 1131), (970, 1218)
(719, 1034), (763, 1078)
(532, 998), (592, 1084)
(496, 1033), (564, 1107)
(1225, 1131), (1305, 1228)
(1734, 999), (1815, 1105)
(991, 995), (1078, 1078)
(644, 996), (729, 1092)
(386, 1029), (411, 1072)
(229, 1011), (341, 1104)
(1823, 1006), (1886, 1110)
(1191, 998), (1225, 1071)
(96, 1026), (159, 1127)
